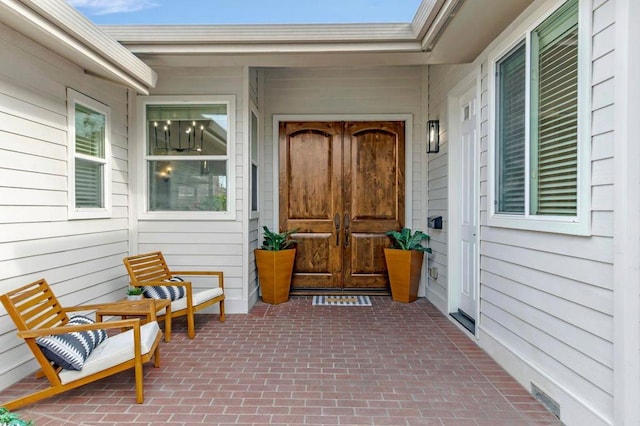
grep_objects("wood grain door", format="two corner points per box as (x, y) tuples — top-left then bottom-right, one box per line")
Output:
(279, 121), (405, 292)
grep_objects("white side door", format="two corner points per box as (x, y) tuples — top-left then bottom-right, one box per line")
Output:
(458, 87), (478, 319)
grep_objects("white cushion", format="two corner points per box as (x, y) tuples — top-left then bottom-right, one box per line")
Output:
(157, 287), (223, 315)
(59, 321), (161, 385)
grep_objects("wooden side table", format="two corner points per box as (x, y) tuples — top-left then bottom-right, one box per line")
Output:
(96, 298), (172, 342)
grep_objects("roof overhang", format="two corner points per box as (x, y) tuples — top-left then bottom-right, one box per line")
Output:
(101, 0), (533, 68)
(0, 0), (157, 94)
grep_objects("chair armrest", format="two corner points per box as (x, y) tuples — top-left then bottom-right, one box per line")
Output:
(136, 280), (191, 288)
(17, 318), (141, 339)
(169, 271), (224, 289)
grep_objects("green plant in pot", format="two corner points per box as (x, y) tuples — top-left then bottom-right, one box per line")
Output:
(126, 286), (144, 301)
(384, 228), (432, 303)
(0, 407), (33, 426)
(254, 226), (298, 304)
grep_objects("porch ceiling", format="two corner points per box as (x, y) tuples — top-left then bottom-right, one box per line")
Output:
(102, 0), (533, 67)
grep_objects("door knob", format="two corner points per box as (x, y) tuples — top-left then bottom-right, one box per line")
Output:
(334, 213), (340, 246)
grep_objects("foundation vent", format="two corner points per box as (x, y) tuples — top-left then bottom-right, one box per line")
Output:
(531, 383), (561, 419)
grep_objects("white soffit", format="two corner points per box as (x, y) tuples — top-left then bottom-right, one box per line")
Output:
(0, 0), (157, 94)
(426, 0), (534, 63)
(100, 0), (532, 66)
(102, 23), (422, 55)
(99, 1), (442, 56)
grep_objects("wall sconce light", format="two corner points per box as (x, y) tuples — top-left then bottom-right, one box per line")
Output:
(426, 120), (440, 154)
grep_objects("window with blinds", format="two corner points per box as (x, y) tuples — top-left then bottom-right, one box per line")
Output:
(494, 0), (579, 220)
(496, 42), (526, 214)
(68, 89), (111, 219)
(74, 104), (106, 208)
(530, 0), (579, 216)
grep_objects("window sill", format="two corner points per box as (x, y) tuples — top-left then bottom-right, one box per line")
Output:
(68, 208), (111, 220)
(139, 211), (236, 221)
(487, 214), (591, 236)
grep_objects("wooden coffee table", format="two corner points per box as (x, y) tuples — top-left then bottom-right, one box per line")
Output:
(96, 298), (172, 342)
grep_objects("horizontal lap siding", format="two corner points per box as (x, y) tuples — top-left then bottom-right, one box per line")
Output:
(0, 23), (131, 390)
(263, 65), (425, 255)
(449, 1), (613, 423)
(139, 67), (245, 304)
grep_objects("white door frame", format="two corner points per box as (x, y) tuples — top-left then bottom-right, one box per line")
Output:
(447, 69), (481, 336)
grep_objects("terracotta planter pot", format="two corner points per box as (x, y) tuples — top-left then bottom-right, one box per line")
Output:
(384, 248), (424, 303)
(255, 248), (296, 304)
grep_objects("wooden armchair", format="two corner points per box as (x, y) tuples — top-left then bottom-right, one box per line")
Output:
(0, 278), (162, 410)
(123, 251), (225, 339)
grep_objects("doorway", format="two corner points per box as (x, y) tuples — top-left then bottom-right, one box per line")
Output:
(448, 73), (480, 334)
(279, 121), (405, 293)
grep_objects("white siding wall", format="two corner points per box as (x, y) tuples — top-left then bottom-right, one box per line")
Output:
(428, 1), (615, 424)
(0, 23), (132, 389)
(137, 67), (246, 312)
(262, 66), (427, 288)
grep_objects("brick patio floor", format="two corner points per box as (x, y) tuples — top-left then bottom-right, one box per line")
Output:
(0, 297), (562, 425)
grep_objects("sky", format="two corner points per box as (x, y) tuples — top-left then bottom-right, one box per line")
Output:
(65, 0), (423, 25)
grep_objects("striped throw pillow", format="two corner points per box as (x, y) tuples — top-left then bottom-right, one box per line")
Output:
(142, 276), (186, 301)
(36, 315), (108, 371)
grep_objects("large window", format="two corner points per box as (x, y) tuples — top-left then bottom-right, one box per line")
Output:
(490, 0), (589, 234)
(67, 89), (111, 219)
(141, 96), (235, 219)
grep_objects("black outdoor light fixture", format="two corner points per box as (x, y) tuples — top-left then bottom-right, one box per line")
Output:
(426, 120), (440, 154)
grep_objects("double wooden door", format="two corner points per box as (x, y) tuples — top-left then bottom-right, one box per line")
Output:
(279, 121), (405, 292)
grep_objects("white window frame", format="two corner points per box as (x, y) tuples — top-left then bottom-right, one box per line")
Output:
(67, 88), (112, 220)
(249, 101), (260, 220)
(137, 95), (236, 221)
(487, 0), (591, 235)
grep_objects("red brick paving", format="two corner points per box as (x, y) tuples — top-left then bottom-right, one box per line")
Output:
(0, 297), (561, 425)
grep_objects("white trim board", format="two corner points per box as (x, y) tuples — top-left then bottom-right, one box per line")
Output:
(612, 0), (640, 424)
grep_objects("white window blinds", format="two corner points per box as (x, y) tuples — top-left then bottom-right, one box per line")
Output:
(496, 43), (526, 214)
(74, 103), (106, 208)
(530, 0), (579, 216)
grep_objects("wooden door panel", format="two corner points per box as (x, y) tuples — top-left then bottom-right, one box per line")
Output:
(348, 233), (389, 288)
(351, 130), (400, 220)
(294, 233), (332, 273)
(287, 131), (333, 219)
(343, 122), (404, 289)
(280, 122), (343, 289)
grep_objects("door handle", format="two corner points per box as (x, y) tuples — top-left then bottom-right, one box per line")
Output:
(334, 213), (340, 246)
(344, 213), (350, 247)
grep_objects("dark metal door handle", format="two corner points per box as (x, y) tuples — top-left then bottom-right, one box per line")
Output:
(344, 213), (350, 247)
(334, 213), (340, 246)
